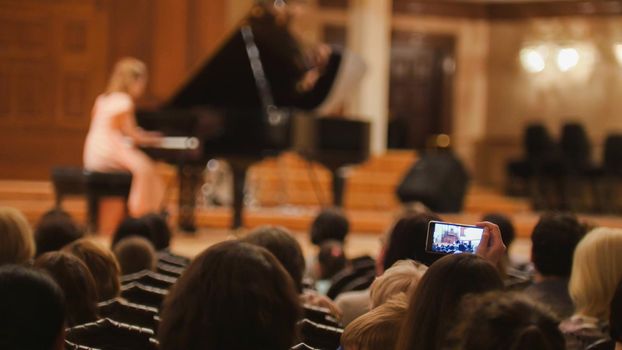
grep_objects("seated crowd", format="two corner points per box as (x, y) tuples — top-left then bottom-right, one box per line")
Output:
(0, 205), (621, 350)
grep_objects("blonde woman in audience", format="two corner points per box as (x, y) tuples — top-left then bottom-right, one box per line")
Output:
(0, 207), (35, 266)
(341, 294), (409, 350)
(83, 57), (164, 217)
(561, 227), (622, 350)
(64, 238), (121, 301)
(369, 259), (427, 309)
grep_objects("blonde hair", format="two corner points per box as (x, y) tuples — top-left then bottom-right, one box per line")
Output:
(106, 57), (147, 94)
(369, 259), (427, 309)
(64, 238), (121, 301)
(569, 227), (622, 321)
(341, 294), (408, 350)
(0, 207), (35, 265)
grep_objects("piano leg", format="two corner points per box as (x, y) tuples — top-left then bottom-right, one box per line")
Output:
(231, 163), (248, 229)
(178, 164), (203, 232)
(331, 168), (345, 207)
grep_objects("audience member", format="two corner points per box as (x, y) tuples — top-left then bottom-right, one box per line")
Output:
(524, 213), (584, 319)
(444, 291), (565, 350)
(341, 294), (408, 350)
(244, 225), (306, 292)
(336, 212), (440, 326)
(64, 238), (121, 301)
(113, 236), (156, 275)
(34, 209), (83, 257)
(0, 265), (65, 350)
(369, 259), (427, 309)
(34, 251), (99, 326)
(0, 206), (35, 266)
(142, 213), (172, 251)
(396, 254), (504, 350)
(611, 279), (622, 350)
(158, 241), (301, 350)
(382, 212), (442, 269)
(561, 227), (622, 350)
(112, 216), (152, 249)
(316, 240), (347, 280)
(244, 226), (342, 318)
(310, 208), (349, 246)
(481, 213), (516, 248)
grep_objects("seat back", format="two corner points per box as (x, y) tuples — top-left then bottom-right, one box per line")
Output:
(298, 318), (343, 350)
(120, 282), (168, 310)
(98, 298), (159, 331)
(560, 123), (591, 169)
(65, 318), (158, 350)
(121, 270), (177, 290)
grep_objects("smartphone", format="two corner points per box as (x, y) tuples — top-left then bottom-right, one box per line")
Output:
(426, 221), (484, 255)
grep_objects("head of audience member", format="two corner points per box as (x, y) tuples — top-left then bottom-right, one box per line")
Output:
(112, 216), (152, 248)
(396, 254), (504, 350)
(158, 241), (301, 350)
(244, 225), (305, 292)
(481, 213), (515, 248)
(34, 252), (98, 327)
(317, 240), (347, 280)
(0, 265), (65, 350)
(310, 208), (349, 246)
(445, 291), (565, 350)
(370, 259), (427, 309)
(341, 294), (409, 350)
(531, 213), (585, 280)
(569, 227), (622, 322)
(113, 236), (156, 275)
(0, 207), (35, 266)
(611, 279), (622, 348)
(142, 213), (172, 251)
(34, 209), (83, 257)
(64, 238), (121, 301)
(107, 57), (147, 99)
(382, 212), (442, 271)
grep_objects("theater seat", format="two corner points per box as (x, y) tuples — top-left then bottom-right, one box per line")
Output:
(65, 318), (158, 350)
(298, 318), (343, 350)
(120, 270), (177, 290)
(120, 282), (167, 310)
(155, 262), (184, 278)
(302, 304), (341, 328)
(98, 298), (159, 332)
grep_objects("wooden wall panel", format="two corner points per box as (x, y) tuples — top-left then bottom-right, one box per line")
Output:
(0, 0), (231, 180)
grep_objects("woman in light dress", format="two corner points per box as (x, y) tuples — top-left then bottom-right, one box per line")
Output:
(83, 58), (164, 217)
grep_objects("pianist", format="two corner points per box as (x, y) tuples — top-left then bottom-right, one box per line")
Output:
(83, 58), (165, 217)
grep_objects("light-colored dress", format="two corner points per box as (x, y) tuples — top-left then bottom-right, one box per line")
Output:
(83, 92), (164, 217)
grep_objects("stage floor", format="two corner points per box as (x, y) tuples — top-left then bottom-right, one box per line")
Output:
(2, 180), (622, 263)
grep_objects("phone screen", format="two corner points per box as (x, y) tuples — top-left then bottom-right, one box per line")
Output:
(426, 221), (484, 254)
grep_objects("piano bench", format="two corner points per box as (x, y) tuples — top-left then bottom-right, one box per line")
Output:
(51, 166), (87, 208)
(84, 171), (132, 232)
(50, 167), (133, 232)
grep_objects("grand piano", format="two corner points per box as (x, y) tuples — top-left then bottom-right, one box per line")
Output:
(137, 3), (370, 231)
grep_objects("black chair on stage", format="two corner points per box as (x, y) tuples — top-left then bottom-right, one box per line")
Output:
(559, 123), (595, 212)
(506, 124), (563, 209)
(592, 134), (622, 214)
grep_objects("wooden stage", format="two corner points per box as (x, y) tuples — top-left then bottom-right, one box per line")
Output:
(2, 151), (622, 260)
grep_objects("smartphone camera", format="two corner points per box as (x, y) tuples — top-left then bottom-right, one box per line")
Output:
(426, 221), (484, 255)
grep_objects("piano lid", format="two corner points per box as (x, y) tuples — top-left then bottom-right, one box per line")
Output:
(165, 3), (343, 112)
